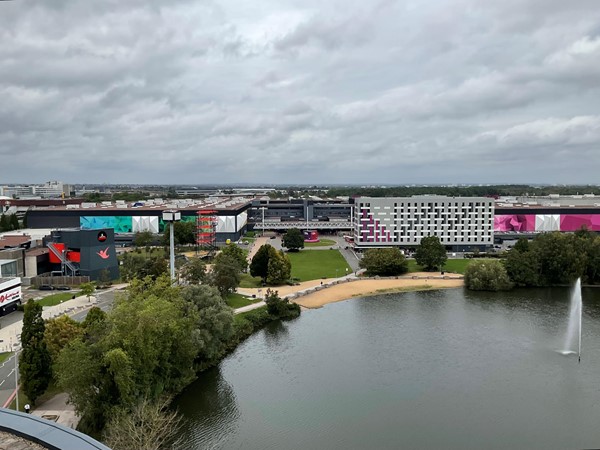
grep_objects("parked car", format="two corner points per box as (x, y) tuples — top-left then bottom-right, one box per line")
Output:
(55, 285), (71, 291)
(39, 285), (54, 291)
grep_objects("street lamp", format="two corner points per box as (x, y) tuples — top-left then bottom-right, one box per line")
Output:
(13, 343), (20, 411)
(162, 210), (181, 281)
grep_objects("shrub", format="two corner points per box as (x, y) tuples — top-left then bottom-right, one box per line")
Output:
(464, 260), (513, 291)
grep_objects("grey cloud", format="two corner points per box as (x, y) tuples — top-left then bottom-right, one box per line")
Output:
(2, 0), (600, 184)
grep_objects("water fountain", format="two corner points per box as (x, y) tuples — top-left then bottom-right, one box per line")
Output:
(560, 278), (582, 359)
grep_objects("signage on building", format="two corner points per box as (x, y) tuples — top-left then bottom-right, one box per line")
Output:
(97, 231), (107, 242)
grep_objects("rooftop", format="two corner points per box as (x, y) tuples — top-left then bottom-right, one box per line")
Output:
(31, 196), (254, 213)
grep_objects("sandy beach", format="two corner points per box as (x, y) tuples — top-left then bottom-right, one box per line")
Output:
(237, 272), (464, 309)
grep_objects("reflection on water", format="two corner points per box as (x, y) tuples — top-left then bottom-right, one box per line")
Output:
(173, 287), (600, 450)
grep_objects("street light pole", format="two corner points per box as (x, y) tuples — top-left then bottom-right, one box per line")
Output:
(13, 345), (19, 411)
(162, 210), (181, 282)
(262, 207), (265, 237)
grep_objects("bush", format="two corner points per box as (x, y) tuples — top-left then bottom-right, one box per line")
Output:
(359, 248), (408, 276)
(464, 260), (513, 291)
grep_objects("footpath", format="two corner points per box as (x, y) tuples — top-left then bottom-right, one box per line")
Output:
(0, 284), (128, 428)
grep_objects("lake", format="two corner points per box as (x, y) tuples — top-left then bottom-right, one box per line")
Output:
(174, 287), (600, 449)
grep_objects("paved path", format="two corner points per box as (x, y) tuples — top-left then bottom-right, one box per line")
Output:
(0, 284), (127, 413)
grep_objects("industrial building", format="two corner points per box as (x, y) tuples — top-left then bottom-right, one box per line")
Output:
(353, 196), (494, 250)
(27, 197), (253, 244)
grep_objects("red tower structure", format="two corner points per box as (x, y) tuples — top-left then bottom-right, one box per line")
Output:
(197, 210), (218, 253)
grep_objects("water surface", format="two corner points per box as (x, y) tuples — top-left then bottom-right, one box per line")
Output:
(174, 287), (600, 450)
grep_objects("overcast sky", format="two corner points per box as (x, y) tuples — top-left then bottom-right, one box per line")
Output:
(2, 0), (600, 185)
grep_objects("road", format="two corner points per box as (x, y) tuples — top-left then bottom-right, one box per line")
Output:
(0, 288), (120, 408)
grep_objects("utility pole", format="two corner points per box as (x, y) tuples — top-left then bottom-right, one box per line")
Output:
(162, 210), (181, 282)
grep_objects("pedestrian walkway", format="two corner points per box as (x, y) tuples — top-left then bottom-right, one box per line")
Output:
(0, 284), (127, 353)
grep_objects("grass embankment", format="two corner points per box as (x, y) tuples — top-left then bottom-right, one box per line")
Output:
(226, 293), (260, 309)
(36, 292), (80, 307)
(407, 258), (471, 274)
(0, 352), (12, 364)
(240, 273), (263, 288)
(288, 249), (352, 281)
(304, 239), (337, 247)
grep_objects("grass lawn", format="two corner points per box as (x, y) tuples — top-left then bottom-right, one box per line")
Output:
(407, 258), (472, 274)
(0, 352), (12, 364)
(288, 249), (352, 281)
(304, 239), (337, 248)
(239, 273), (263, 288)
(226, 293), (260, 309)
(37, 292), (80, 307)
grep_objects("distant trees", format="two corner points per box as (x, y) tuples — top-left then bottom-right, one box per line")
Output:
(359, 248), (408, 276)
(414, 236), (447, 271)
(282, 228), (305, 252)
(218, 244), (248, 272)
(464, 260), (512, 291)
(180, 257), (207, 284)
(121, 253), (168, 281)
(162, 221), (196, 246)
(133, 230), (154, 248)
(0, 214), (20, 232)
(20, 300), (52, 405)
(504, 232), (590, 287)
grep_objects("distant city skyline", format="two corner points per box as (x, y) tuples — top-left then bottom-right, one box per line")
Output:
(2, 0), (600, 184)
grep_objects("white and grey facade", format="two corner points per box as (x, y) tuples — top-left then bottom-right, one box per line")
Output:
(353, 196), (494, 250)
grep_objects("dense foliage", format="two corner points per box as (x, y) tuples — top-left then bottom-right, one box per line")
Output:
(20, 300), (52, 405)
(121, 253), (168, 281)
(464, 260), (513, 291)
(505, 232), (594, 286)
(162, 221), (197, 246)
(250, 244), (291, 284)
(359, 248), (408, 276)
(264, 289), (301, 319)
(180, 257), (207, 284)
(218, 244), (248, 272)
(0, 213), (20, 232)
(210, 255), (242, 297)
(414, 236), (448, 271)
(282, 228), (305, 251)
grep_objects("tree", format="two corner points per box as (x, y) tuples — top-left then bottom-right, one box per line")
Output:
(414, 236), (447, 271)
(359, 248), (408, 276)
(180, 257), (207, 284)
(505, 249), (540, 287)
(250, 244), (275, 281)
(20, 300), (52, 405)
(266, 251), (292, 285)
(162, 221), (196, 246)
(9, 213), (19, 230)
(513, 238), (530, 253)
(56, 275), (200, 432)
(121, 253), (168, 281)
(218, 244), (248, 272)
(0, 214), (9, 232)
(103, 397), (183, 450)
(80, 282), (96, 302)
(282, 228), (305, 252)
(531, 233), (585, 285)
(209, 255), (241, 297)
(98, 269), (112, 287)
(44, 315), (83, 362)
(181, 285), (235, 365)
(264, 289), (300, 319)
(134, 231), (154, 248)
(464, 260), (513, 291)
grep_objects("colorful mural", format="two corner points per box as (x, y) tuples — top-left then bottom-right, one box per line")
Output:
(494, 214), (600, 232)
(80, 216), (133, 233)
(493, 215), (536, 232)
